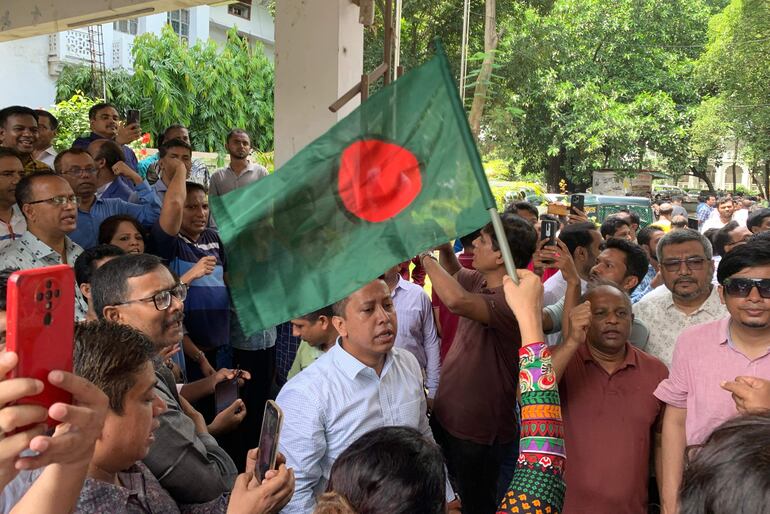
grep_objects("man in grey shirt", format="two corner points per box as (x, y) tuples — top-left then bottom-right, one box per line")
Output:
(209, 128), (268, 197)
(90, 253), (238, 504)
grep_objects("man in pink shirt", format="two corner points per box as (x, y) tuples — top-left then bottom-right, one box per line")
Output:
(655, 239), (770, 513)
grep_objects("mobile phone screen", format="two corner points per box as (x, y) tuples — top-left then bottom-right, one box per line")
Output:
(214, 378), (238, 414)
(258, 401), (283, 481)
(126, 109), (141, 125)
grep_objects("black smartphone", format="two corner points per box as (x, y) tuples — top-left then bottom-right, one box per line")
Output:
(540, 219), (558, 246)
(570, 194), (584, 216)
(258, 400), (284, 481)
(214, 375), (239, 414)
(126, 109), (141, 126)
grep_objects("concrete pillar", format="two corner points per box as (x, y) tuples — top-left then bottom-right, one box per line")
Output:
(274, 0), (363, 167)
(190, 5), (209, 43)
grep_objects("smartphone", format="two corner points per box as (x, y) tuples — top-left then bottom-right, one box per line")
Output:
(5, 266), (75, 430)
(570, 194), (585, 216)
(540, 219), (558, 246)
(214, 374), (239, 414)
(126, 109), (141, 126)
(257, 400), (284, 481)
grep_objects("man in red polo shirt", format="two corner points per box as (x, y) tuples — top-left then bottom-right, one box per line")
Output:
(550, 283), (668, 514)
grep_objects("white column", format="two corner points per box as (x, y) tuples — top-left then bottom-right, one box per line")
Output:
(274, 0), (363, 167)
(190, 5), (209, 43)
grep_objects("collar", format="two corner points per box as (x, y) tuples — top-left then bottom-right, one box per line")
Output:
(227, 161), (255, 174)
(722, 318), (770, 359)
(578, 341), (637, 372)
(392, 276), (410, 297)
(17, 230), (68, 260)
(332, 336), (394, 380)
(665, 284), (723, 315)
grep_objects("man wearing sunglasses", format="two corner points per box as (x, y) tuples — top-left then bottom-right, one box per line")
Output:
(0, 171), (88, 319)
(656, 239), (770, 514)
(633, 230), (727, 367)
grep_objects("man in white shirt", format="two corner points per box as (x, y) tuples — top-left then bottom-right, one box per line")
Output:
(32, 109), (58, 169)
(276, 278), (455, 514)
(0, 149), (26, 250)
(542, 222), (602, 306)
(633, 229), (728, 366)
(701, 197), (737, 233)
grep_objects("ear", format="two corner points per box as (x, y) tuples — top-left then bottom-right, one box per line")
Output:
(103, 305), (121, 323)
(718, 284), (726, 305)
(622, 275), (639, 292)
(494, 248), (504, 265)
(21, 203), (35, 223)
(574, 246), (586, 262)
(79, 283), (91, 300)
(318, 315), (330, 330)
(331, 315), (347, 338)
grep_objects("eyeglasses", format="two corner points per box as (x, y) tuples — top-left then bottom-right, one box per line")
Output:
(112, 283), (187, 311)
(63, 168), (98, 177)
(661, 257), (707, 273)
(722, 278), (770, 299)
(26, 195), (79, 207)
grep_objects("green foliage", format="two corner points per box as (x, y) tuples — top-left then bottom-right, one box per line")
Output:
(48, 93), (99, 152)
(55, 25), (275, 154)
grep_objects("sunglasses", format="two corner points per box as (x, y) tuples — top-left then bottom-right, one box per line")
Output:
(722, 278), (770, 299)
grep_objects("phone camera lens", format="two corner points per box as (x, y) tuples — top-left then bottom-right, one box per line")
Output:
(43, 312), (52, 326)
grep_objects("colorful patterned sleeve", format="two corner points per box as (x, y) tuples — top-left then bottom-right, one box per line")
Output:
(497, 342), (566, 514)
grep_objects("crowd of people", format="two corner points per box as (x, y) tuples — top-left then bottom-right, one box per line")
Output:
(0, 102), (769, 514)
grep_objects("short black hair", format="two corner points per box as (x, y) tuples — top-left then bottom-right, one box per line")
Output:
(92, 139), (124, 168)
(603, 238), (650, 292)
(618, 209), (641, 226)
(458, 229), (481, 249)
(74, 244), (126, 287)
(90, 253), (167, 318)
(600, 217), (630, 239)
(186, 181), (207, 196)
(226, 128), (250, 144)
(637, 225), (664, 247)
(717, 239), (770, 285)
(0, 147), (24, 163)
(88, 102), (118, 120)
(680, 414), (770, 514)
(15, 170), (63, 209)
(503, 201), (538, 221)
(482, 212), (538, 269)
(0, 268), (19, 311)
(717, 196), (733, 207)
(747, 208), (770, 233)
(325, 426), (446, 514)
(73, 320), (155, 414)
(163, 124), (188, 138)
(34, 109), (59, 130)
(713, 221), (740, 257)
(0, 106), (38, 128)
(558, 222), (598, 257)
(158, 138), (192, 158)
(53, 147), (92, 173)
(98, 215), (145, 247)
(299, 305), (335, 322)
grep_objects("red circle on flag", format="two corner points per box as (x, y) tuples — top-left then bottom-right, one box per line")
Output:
(337, 139), (422, 223)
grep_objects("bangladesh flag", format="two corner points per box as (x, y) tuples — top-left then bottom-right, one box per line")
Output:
(211, 43), (495, 333)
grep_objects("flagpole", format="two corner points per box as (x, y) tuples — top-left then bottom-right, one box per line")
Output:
(434, 38), (519, 284)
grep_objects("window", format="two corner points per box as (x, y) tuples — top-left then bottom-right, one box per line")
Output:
(228, 2), (252, 20)
(167, 9), (190, 38)
(113, 18), (138, 35)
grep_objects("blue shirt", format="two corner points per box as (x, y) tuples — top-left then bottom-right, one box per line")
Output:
(98, 176), (137, 202)
(71, 132), (140, 171)
(69, 181), (161, 249)
(630, 264), (657, 304)
(150, 224), (230, 350)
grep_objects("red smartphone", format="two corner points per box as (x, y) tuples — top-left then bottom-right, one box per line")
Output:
(257, 400), (284, 481)
(5, 266), (75, 429)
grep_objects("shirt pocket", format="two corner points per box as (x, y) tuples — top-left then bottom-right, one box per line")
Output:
(396, 398), (424, 428)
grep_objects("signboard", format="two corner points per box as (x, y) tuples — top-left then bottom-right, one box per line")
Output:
(592, 170), (624, 195)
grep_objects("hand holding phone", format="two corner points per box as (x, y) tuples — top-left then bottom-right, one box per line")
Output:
(126, 109), (141, 126)
(5, 266), (75, 430)
(570, 194), (585, 216)
(258, 400), (284, 481)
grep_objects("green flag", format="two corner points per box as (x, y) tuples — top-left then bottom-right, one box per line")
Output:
(211, 43), (495, 333)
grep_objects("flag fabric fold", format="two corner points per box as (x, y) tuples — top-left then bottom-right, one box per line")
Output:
(211, 43), (493, 334)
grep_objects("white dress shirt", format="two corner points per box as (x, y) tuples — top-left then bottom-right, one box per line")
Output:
(391, 277), (441, 397)
(276, 340), (453, 513)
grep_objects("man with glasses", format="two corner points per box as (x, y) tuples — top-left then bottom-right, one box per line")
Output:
(633, 230), (727, 367)
(656, 239), (770, 513)
(90, 253), (240, 505)
(53, 148), (160, 250)
(0, 149), (26, 250)
(0, 171), (88, 319)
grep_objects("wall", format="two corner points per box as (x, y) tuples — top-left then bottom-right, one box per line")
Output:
(208, 3), (275, 60)
(0, 36), (58, 107)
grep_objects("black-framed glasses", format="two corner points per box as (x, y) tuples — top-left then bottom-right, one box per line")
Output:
(26, 195), (79, 207)
(113, 283), (187, 311)
(723, 278), (770, 299)
(661, 257), (707, 273)
(63, 167), (98, 177)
